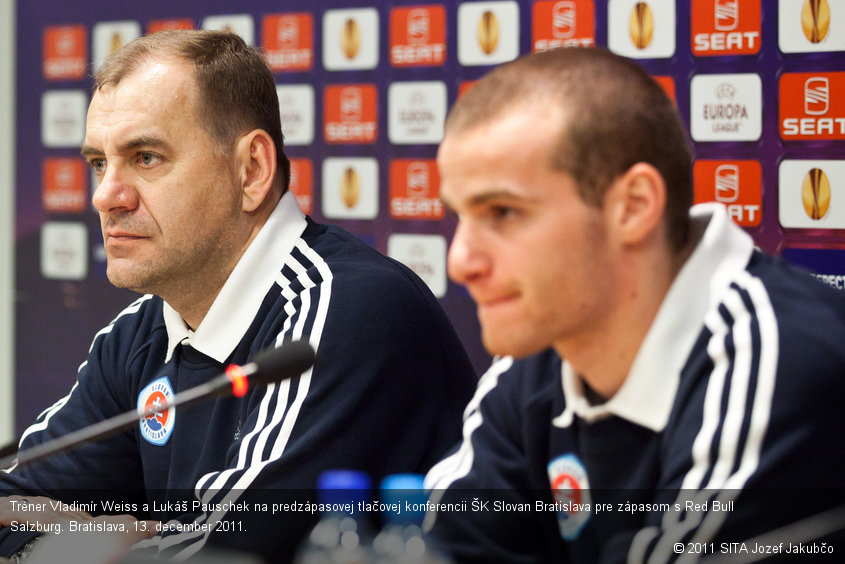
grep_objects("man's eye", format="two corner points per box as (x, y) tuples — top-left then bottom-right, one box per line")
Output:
(490, 206), (516, 220)
(90, 159), (106, 175)
(139, 153), (159, 166)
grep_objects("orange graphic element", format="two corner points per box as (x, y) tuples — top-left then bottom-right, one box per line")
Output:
(390, 160), (444, 220)
(693, 160), (762, 227)
(43, 25), (87, 80)
(780, 72), (845, 140)
(324, 84), (378, 144)
(390, 5), (447, 66)
(532, 0), (596, 51)
(691, 0), (761, 56)
(42, 158), (87, 213)
(263, 13), (313, 72)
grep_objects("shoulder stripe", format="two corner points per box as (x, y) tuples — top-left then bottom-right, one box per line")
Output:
(17, 295), (155, 447)
(158, 238), (334, 560)
(422, 356), (513, 532)
(687, 273), (778, 542)
(267, 239), (332, 460)
(632, 271), (778, 563)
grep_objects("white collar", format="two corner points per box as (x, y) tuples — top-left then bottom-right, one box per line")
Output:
(553, 203), (755, 431)
(162, 192), (307, 363)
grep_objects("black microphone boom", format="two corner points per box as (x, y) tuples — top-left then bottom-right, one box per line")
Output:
(3, 340), (315, 470)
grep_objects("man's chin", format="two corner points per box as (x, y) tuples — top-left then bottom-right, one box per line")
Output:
(105, 270), (149, 295)
(481, 330), (549, 360)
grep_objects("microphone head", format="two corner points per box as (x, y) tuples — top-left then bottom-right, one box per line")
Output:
(251, 340), (316, 384)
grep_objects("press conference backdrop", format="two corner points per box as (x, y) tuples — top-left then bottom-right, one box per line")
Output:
(14, 0), (845, 434)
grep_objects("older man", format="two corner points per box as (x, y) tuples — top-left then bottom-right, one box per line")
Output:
(1, 30), (476, 562)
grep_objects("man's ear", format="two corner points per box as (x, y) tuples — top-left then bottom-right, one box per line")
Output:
(234, 129), (277, 213)
(604, 162), (667, 246)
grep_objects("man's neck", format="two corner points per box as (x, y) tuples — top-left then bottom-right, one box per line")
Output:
(555, 234), (699, 401)
(163, 270), (233, 331)
(165, 209), (276, 330)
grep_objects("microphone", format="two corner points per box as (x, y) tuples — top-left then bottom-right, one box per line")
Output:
(3, 340), (315, 470)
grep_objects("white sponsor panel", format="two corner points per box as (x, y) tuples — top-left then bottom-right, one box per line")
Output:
(778, 0), (845, 53)
(690, 73), (762, 142)
(322, 157), (379, 220)
(41, 222), (88, 280)
(41, 90), (87, 148)
(277, 84), (315, 145)
(607, 0), (676, 58)
(457, 1), (520, 66)
(388, 81), (447, 145)
(387, 234), (447, 298)
(323, 8), (380, 70)
(779, 160), (845, 229)
(92, 20), (141, 71)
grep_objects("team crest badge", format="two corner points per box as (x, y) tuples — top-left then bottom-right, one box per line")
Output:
(547, 453), (592, 540)
(137, 376), (176, 446)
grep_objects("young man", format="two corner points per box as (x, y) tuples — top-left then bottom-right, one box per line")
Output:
(425, 47), (845, 563)
(0, 30), (477, 562)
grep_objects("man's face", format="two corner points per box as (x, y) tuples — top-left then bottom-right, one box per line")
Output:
(83, 58), (244, 303)
(438, 108), (617, 359)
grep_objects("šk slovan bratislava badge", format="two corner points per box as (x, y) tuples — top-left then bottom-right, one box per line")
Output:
(138, 376), (176, 446)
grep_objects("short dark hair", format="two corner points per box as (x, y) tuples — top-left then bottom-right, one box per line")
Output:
(446, 48), (692, 252)
(95, 29), (290, 193)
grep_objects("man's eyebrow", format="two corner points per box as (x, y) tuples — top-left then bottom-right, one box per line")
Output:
(124, 135), (170, 151)
(443, 189), (528, 211)
(80, 136), (171, 158)
(80, 144), (103, 158)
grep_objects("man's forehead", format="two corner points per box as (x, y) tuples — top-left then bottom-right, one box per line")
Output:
(440, 104), (565, 164)
(447, 93), (564, 133)
(96, 56), (196, 103)
(91, 58), (197, 112)
(84, 59), (201, 150)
